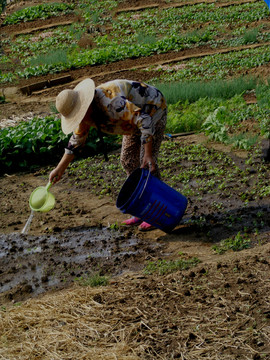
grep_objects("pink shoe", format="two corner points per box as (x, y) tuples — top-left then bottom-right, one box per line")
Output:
(138, 221), (155, 231)
(121, 216), (142, 226)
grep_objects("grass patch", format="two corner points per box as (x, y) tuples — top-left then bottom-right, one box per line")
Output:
(156, 77), (260, 105)
(144, 256), (201, 275)
(74, 273), (109, 287)
(30, 49), (69, 67)
(137, 32), (157, 45)
(242, 28), (259, 44)
(167, 97), (218, 133)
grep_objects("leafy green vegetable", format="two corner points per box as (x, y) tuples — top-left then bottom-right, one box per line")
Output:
(3, 3), (75, 25)
(0, 116), (118, 174)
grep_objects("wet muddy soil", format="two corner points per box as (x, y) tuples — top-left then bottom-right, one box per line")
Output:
(0, 226), (162, 303)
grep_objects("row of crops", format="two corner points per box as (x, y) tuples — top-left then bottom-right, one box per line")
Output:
(0, 0), (270, 174)
(1, 1), (270, 82)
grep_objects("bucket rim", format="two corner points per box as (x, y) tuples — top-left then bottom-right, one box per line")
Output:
(116, 168), (147, 210)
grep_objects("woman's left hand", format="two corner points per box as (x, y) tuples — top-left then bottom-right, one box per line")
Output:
(142, 140), (155, 172)
(141, 155), (156, 172)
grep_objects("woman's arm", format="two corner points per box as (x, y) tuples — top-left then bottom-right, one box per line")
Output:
(141, 139), (155, 172)
(49, 153), (74, 184)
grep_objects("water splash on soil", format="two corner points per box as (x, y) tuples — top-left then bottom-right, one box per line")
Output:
(21, 210), (35, 234)
(0, 227), (162, 302)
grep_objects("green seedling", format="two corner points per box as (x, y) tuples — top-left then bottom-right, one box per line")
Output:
(74, 273), (109, 287)
(212, 232), (251, 254)
(144, 257), (201, 275)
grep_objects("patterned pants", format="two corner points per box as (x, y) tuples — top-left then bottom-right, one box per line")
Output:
(120, 109), (167, 179)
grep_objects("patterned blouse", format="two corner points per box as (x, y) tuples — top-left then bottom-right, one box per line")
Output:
(65, 79), (167, 155)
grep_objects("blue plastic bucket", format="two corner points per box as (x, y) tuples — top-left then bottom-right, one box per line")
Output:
(116, 168), (188, 232)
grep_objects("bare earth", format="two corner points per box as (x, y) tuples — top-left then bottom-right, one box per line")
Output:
(0, 1), (270, 359)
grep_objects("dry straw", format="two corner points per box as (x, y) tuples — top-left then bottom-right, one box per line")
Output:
(0, 285), (140, 360)
(1, 245), (270, 360)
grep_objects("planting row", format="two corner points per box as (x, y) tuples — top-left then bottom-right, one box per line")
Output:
(3, 21), (270, 65)
(2, 1), (268, 27)
(115, 1), (269, 35)
(1, 33), (270, 84)
(148, 44), (270, 82)
(1, 0), (269, 83)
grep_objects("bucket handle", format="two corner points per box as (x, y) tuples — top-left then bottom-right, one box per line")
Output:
(138, 163), (152, 200)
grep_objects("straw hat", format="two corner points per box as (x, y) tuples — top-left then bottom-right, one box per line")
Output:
(56, 78), (95, 134)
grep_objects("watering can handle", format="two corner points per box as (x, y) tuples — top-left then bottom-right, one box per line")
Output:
(138, 163), (152, 200)
(46, 182), (52, 191)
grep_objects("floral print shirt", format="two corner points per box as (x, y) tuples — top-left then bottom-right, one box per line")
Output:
(65, 79), (167, 155)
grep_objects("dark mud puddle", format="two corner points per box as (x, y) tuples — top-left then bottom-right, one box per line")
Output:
(0, 227), (162, 303)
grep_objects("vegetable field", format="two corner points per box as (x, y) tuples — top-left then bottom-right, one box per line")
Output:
(0, 1), (270, 359)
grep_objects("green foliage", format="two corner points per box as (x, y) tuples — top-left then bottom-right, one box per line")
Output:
(154, 46), (270, 83)
(16, 63), (66, 80)
(67, 31), (213, 68)
(201, 95), (262, 149)
(0, 30), (214, 83)
(115, 2), (268, 35)
(108, 222), (120, 230)
(0, 118), (89, 174)
(242, 28), (259, 44)
(203, 106), (229, 143)
(0, 115), (119, 175)
(155, 77), (259, 104)
(75, 273), (109, 287)
(1, 0), (6, 13)
(166, 92), (264, 149)
(65, 138), (269, 204)
(0, 72), (16, 83)
(78, 0), (118, 23)
(227, 133), (258, 150)
(167, 98), (219, 133)
(144, 257), (201, 275)
(166, 94), (244, 134)
(3, 3), (75, 25)
(137, 32), (157, 45)
(1, 1), (270, 85)
(8, 25), (84, 62)
(30, 49), (69, 67)
(256, 83), (270, 108)
(212, 232), (251, 254)
(0, 116), (67, 174)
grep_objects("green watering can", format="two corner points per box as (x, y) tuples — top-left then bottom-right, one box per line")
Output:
(29, 182), (55, 212)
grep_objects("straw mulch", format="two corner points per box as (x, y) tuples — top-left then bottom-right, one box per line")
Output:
(1, 245), (270, 360)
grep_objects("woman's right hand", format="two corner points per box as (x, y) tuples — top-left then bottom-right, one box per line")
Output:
(49, 153), (75, 184)
(49, 168), (63, 184)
